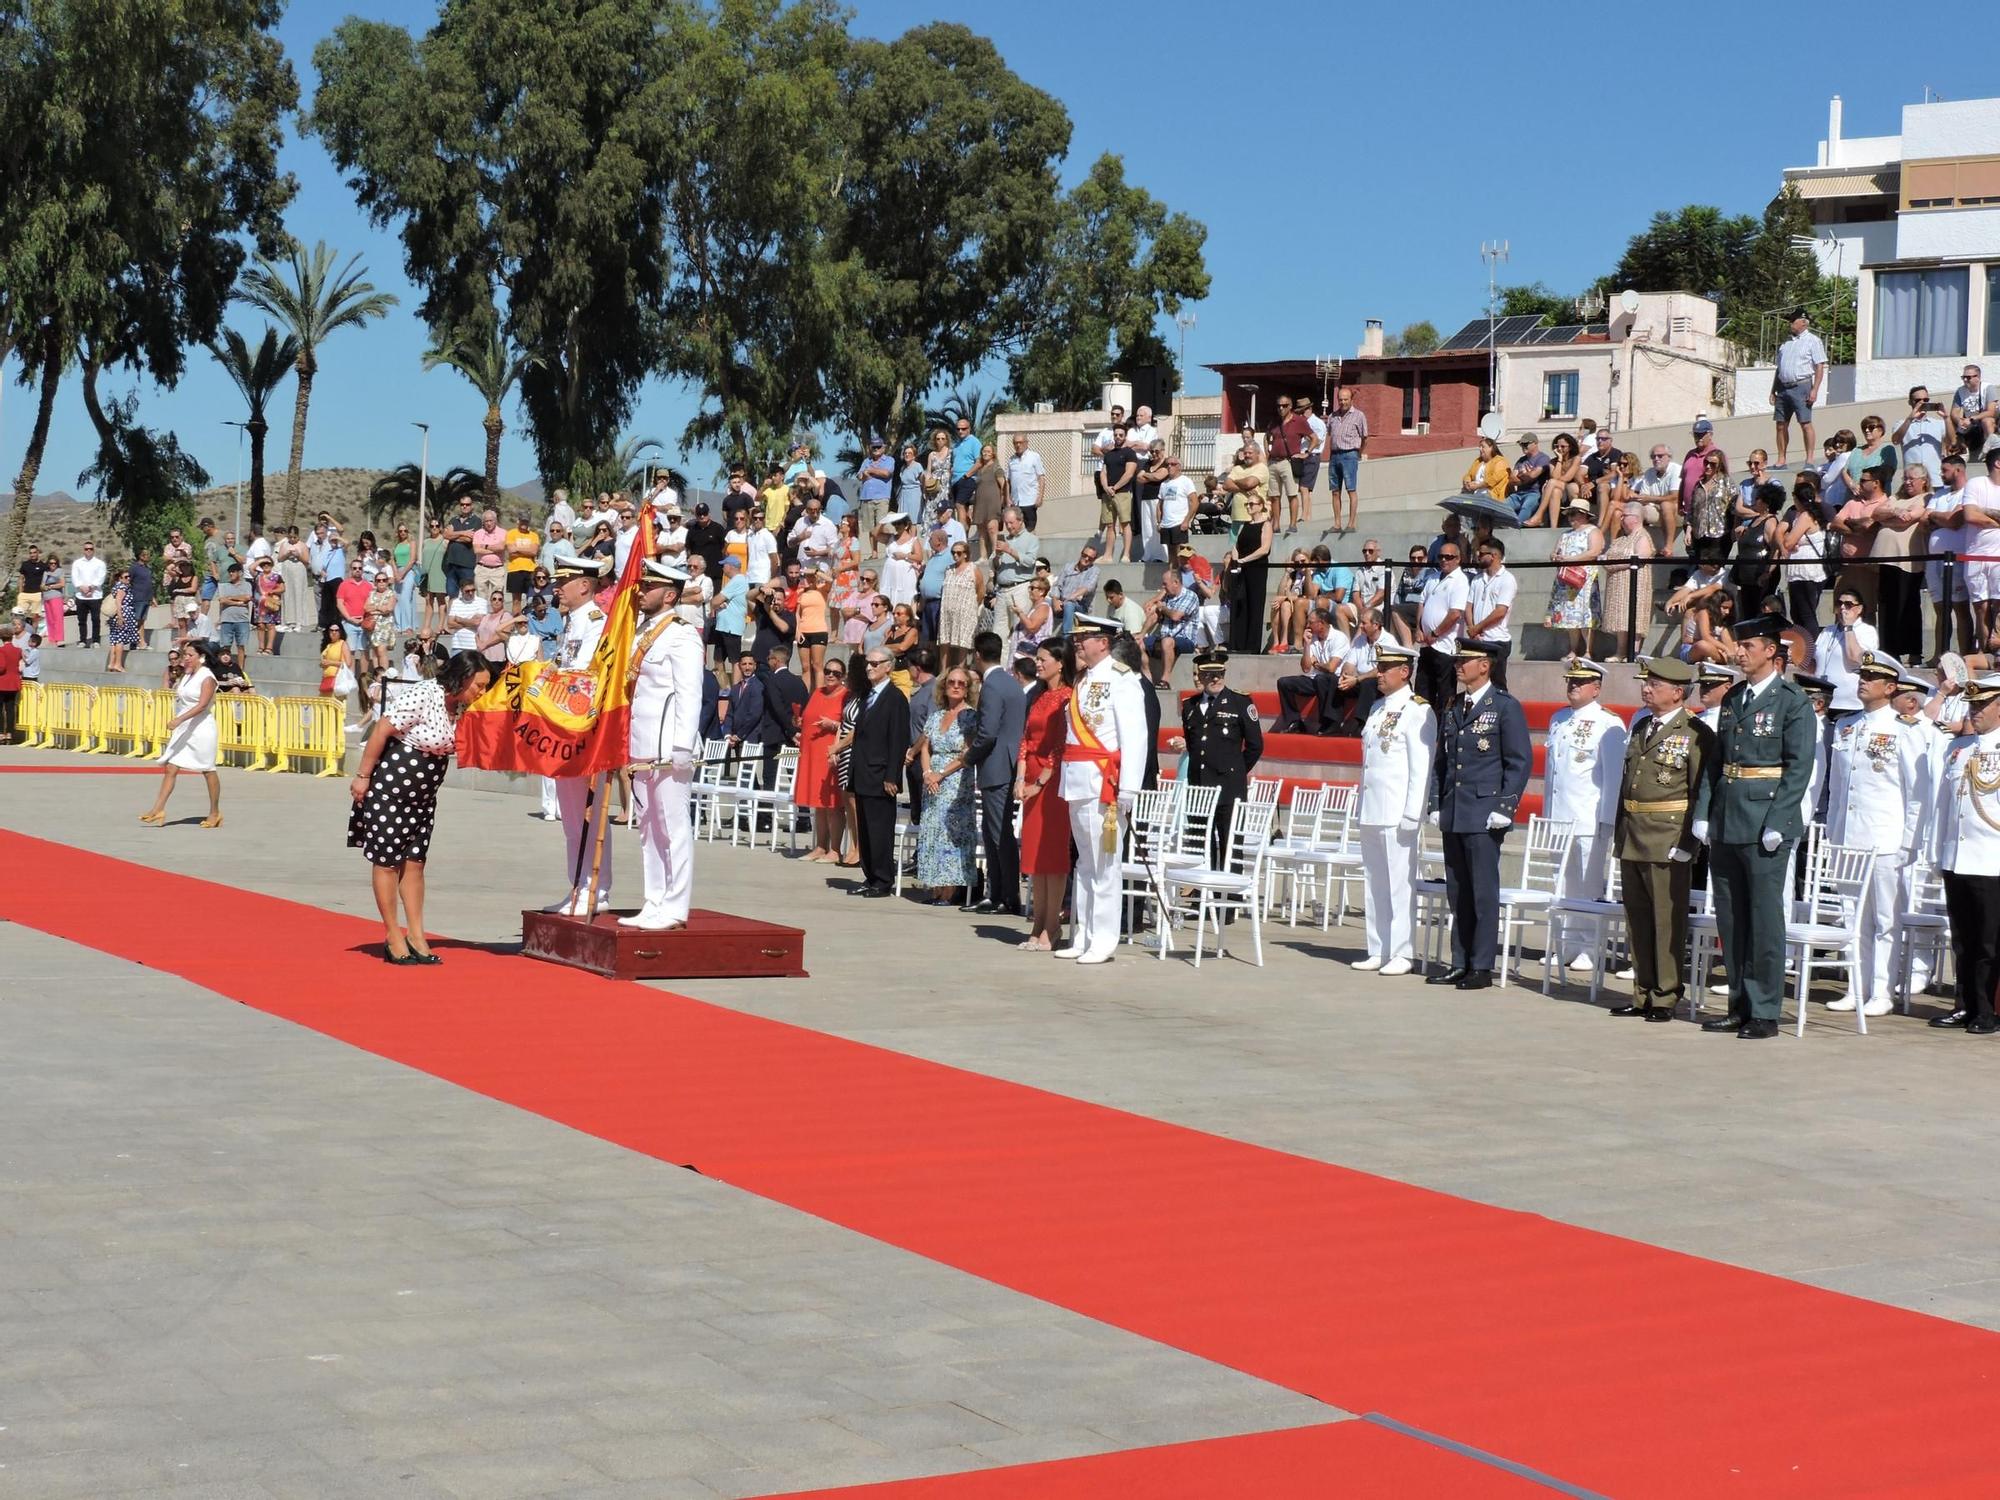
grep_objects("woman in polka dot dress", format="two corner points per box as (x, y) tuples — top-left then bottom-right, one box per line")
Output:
(347, 650), (493, 964)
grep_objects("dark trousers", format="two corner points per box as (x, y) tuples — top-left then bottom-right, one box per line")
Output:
(1274, 672), (1334, 732)
(1943, 871), (2000, 1024)
(905, 760), (924, 828)
(318, 579), (341, 629)
(1206, 775), (1247, 866)
(1787, 580), (1823, 632)
(1019, 505), (1038, 533)
(1228, 566), (1268, 652)
(1710, 838), (1792, 1020)
(920, 597), (941, 641)
(1442, 826), (1505, 971)
(0, 689), (16, 743)
(1877, 567), (1923, 661)
(978, 783), (1020, 910)
(854, 791), (897, 889)
(1622, 857), (1693, 1006)
(1418, 646), (1456, 722)
(74, 598), (102, 646)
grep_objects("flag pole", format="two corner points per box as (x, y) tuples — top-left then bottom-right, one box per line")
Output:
(583, 770), (613, 920)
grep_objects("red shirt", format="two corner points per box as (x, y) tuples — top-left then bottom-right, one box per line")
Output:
(0, 642), (21, 692)
(1268, 413), (1313, 461)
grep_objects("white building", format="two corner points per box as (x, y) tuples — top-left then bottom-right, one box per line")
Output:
(1785, 94), (2000, 402)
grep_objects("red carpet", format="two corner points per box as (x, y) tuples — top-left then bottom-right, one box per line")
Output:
(5, 829), (1998, 1498)
(0, 765), (162, 774)
(758, 1420), (1547, 1498)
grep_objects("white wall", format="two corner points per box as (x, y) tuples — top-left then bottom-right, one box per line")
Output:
(1731, 364), (1858, 416)
(1895, 206), (2000, 261)
(1899, 99), (2000, 160)
(1808, 221), (1894, 277)
(1497, 348), (1610, 435)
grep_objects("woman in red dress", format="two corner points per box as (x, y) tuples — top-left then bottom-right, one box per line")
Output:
(796, 657), (850, 862)
(1015, 637), (1074, 950)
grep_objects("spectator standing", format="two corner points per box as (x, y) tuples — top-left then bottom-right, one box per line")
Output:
(891, 442), (926, 526)
(949, 417), (984, 517)
(1812, 588), (1879, 714)
(915, 530), (950, 640)
(198, 518), (231, 606)
(1679, 419), (1726, 540)
(937, 540), (983, 668)
(1895, 384), (1947, 490)
(1095, 425), (1140, 563)
(1265, 395), (1311, 533)
(1413, 539), (1469, 709)
(797, 657), (850, 862)
(504, 512), (540, 614)
(1601, 503), (1657, 659)
(1467, 535), (1521, 689)
(1545, 505), (1604, 662)
(849, 647), (909, 897)
(686, 502), (727, 579)
(70, 540), (106, 647)
(105, 559), (143, 671)
(1004, 434), (1046, 533)
(1927, 454), (1973, 658)
(989, 507), (1041, 636)
(1157, 458), (1196, 558)
(1223, 494), (1273, 654)
(468, 508), (506, 599)
(213, 563), (254, 658)
(37, 551), (64, 646)
(1325, 386), (1369, 534)
(445, 580), (484, 653)
(0, 625), (20, 743)
(1770, 309), (1827, 466)
(913, 665), (980, 904)
(967, 631), (1025, 913)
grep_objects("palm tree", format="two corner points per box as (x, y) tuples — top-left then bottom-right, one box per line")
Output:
(923, 386), (1010, 448)
(210, 326), (298, 532)
(421, 321), (540, 502)
(236, 242), (398, 527)
(368, 463), (484, 528)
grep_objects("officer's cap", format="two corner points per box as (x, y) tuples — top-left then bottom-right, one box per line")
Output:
(1966, 676), (2000, 705)
(552, 556), (610, 582)
(1376, 641), (1419, 666)
(1894, 669), (1933, 696)
(1638, 655), (1694, 686)
(1697, 661), (1741, 686)
(641, 559), (689, 586)
(1793, 672), (1834, 697)
(1192, 647), (1229, 675)
(1733, 612), (1789, 644)
(1562, 656), (1606, 681)
(1451, 637), (1505, 660)
(1854, 650), (1901, 682)
(1069, 612), (1121, 639)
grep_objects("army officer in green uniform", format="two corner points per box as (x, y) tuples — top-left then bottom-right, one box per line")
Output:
(1612, 656), (1712, 1021)
(1695, 613), (1817, 1039)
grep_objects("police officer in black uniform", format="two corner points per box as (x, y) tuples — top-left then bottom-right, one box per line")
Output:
(1169, 647), (1265, 861)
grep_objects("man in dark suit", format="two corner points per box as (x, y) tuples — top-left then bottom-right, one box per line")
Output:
(1427, 637), (1532, 990)
(760, 643), (809, 790)
(723, 652), (767, 776)
(903, 645), (938, 825)
(849, 646), (909, 897)
(966, 630), (1026, 914)
(1168, 648), (1264, 862)
(699, 666), (722, 744)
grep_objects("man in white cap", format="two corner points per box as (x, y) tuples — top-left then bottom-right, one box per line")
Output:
(1543, 657), (1628, 968)
(1353, 641), (1433, 976)
(1057, 613), (1150, 963)
(621, 561), (705, 931)
(1695, 661), (1737, 731)
(1823, 651), (1934, 1016)
(545, 555), (616, 915)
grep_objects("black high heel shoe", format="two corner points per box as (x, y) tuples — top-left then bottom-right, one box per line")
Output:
(407, 948), (443, 966)
(383, 943), (423, 966)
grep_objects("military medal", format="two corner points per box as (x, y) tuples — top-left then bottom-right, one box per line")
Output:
(1477, 737), (1490, 751)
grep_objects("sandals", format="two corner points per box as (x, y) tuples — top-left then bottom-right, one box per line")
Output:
(138, 811), (164, 825)
(199, 814), (223, 830)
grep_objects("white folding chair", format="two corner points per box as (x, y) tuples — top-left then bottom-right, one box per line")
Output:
(1120, 785), (1186, 955)
(1170, 800), (1279, 968)
(1172, 783), (1223, 868)
(1542, 860), (1625, 1004)
(1786, 841), (1879, 1035)
(689, 737), (733, 840)
(1414, 823), (1451, 971)
(708, 754), (761, 845)
(1261, 785), (1329, 920)
(735, 748), (800, 852)
(1495, 815), (1575, 988)
(1248, 776), (1284, 809)
(1891, 859), (1950, 1014)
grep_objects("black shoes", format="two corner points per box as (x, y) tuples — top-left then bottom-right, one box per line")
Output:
(860, 886), (892, 899)
(847, 882), (887, 897)
(1702, 1012), (1749, 1032)
(1644, 1007), (1674, 1023)
(1608, 1003), (1647, 1017)
(1426, 967), (1467, 987)
(970, 900), (1024, 916)
(1930, 1009), (1969, 1029)
(1970, 1017), (1999, 1035)
(383, 945), (422, 966)
(1737, 1018), (1779, 1039)
(1454, 971), (1494, 991)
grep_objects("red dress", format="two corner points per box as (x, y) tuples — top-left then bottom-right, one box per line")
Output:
(794, 686), (846, 810)
(1019, 684), (1073, 876)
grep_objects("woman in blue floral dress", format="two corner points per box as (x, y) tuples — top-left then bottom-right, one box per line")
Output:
(914, 666), (980, 904)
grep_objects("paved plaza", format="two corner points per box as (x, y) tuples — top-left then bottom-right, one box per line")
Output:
(5, 751), (2000, 1497)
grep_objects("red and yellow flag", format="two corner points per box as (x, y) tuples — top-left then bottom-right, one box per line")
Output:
(454, 505), (652, 778)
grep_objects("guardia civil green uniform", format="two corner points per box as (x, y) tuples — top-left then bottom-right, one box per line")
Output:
(1703, 618), (1817, 1029)
(1613, 657), (1713, 1017)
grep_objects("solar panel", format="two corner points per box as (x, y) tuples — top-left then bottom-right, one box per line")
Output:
(1437, 319), (1490, 352)
(1494, 315), (1544, 344)
(1532, 323), (1585, 345)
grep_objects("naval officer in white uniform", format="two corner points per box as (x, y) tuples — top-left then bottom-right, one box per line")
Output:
(1352, 641), (1434, 976)
(544, 555), (615, 915)
(1542, 656), (1628, 968)
(1056, 613), (1150, 964)
(622, 561), (705, 931)
(1929, 676), (2000, 1032)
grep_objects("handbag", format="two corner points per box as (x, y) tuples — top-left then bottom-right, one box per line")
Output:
(332, 664), (357, 696)
(1557, 564), (1589, 590)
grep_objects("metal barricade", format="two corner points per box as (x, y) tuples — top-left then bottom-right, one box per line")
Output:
(33, 683), (96, 750)
(213, 694), (271, 770)
(89, 685), (154, 757)
(16, 680), (45, 745)
(268, 694), (346, 776)
(142, 690), (175, 757)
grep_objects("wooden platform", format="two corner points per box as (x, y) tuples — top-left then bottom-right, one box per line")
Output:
(520, 908), (808, 981)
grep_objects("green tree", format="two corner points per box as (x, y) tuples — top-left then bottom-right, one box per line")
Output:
(368, 463), (484, 528)
(76, 386), (210, 554)
(829, 22), (1069, 451)
(1008, 154), (1210, 411)
(422, 314), (541, 502)
(1496, 283), (1579, 327)
(1381, 320), (1440, 356)
(236, 242), (398, 527)
(1607, 205), (1758, 305)
(568, 434), (665, 501)
(923, 387), (1009, 448)
(210, 327), (299, 532)
(308, 1), (676, 488)
(0, 0), (296, 578)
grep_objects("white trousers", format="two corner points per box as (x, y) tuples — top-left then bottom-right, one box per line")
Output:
(556, 776), (614, 902)
(1852, 848), (1904, 1002)
(1896, 856), (1932, 984)
(1068, 797), (1124, 960)
(631, 765), (694, 921)
(1360, 822), (1420, 962)
(1556, 825), (1613, 960)
(1197, 603), (1226, 648)
(539, 775), (560, 818)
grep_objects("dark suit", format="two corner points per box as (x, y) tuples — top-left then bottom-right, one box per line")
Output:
(760, 666), (809, 787)
(725, 675), (767, 776)
(1430, 685), (1532, 973)
(852, 683), (910, 889)
(969, 665), (1027, 910)
(905, 675), (937, 825)
(1179, 687), (1264, 860)
(1139, 678), (1161, 790)
(699, 669), (722, 743)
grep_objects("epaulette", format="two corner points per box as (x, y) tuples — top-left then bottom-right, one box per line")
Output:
(585, 607), (604, 620)
(1898, 712), (1921, 726)
(1109, 660), (1132, 675)
(1411, 695), (1427, 706)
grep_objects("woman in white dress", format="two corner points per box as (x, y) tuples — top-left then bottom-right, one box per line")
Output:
(140, 643), (222, 828)
(878, 514), (919, 608)
(275, 527), (316, 637)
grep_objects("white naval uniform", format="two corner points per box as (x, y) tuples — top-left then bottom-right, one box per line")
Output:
(1826, 705), (1933, 1004)
(1933, 727), (2000, 873)
(1057, 654), (1150, 961)
(626, 610), (705, 925)
(554, 601), (614, 907)
(1541, 701), (1627, 957)
(1356, 685), (1436, 963)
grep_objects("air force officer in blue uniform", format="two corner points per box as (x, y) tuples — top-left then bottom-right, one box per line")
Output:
(1427, 637), (1532, 989)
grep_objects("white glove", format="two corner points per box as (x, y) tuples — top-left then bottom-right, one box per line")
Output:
(1760, 828), (1782, 853)
(1427, 810), (1441, 828)
(1117, 794), (1137, 820)
(669, 750), (694, 775)
(1485, 811), (1511, 831)
(1690, 819), (1710, 844)
(1398, 816), (1420, 836)
(1668, 847), (1693, 864)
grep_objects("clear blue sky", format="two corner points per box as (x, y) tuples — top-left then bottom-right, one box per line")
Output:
(5, 0), (1972, 500)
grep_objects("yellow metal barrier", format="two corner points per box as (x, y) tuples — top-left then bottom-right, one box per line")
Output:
(89, 685), (155, 757)
(16, 681), (45, 745)
(141, 690), (174, 757)
(213, 694), (271, 770)
(269, 694), (346, 777)
(34, 682), (97, 751)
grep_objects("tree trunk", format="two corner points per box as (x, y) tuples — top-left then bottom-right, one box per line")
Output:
(247, 416), (269, 532)
(2, 341), (61, 584)
(280, 355), (315, 528)
(483, 406), (503, 502)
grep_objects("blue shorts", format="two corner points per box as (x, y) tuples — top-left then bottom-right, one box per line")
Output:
(1301, 457), (1322, 492)
(200, 578), (218, 601)
(1151, 619), (1197, 649)
(1773, 380), (1814, 424)
(343, 622), (368, 654)
(1327, 449), (1361, 493)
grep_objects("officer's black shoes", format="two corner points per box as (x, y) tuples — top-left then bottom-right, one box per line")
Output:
(1930, 1009), (1970, 1029)
(1643, 1006), (1675, 1023)
(1425, 967), (1467, 986)
(1701, 1011), (1749, 1032)
(1454, 971), (1494, 991)
(1608, 1003), (1647, 1017)
(1969, 1017), (1999, 1035)
(1737, 1018), (1779, 1039)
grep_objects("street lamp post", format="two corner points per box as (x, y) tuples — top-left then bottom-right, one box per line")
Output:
(412, 422), (431, 542)
(1174, 310), (1197, 461)
(1481, 240), (1510, 423)
(224, 420), (248, 543)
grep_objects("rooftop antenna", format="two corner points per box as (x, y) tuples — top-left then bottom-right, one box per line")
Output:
(1481, 240), (1510, 422)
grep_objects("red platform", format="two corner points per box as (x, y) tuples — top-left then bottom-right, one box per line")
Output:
(520, 907), (808, 980)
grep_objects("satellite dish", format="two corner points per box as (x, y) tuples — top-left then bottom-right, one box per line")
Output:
(1619, 289), (1641, 314)
(1477, 412), (1505, 442)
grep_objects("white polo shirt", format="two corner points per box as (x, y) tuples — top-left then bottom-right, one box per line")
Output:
(1417, 569), (1470, 644)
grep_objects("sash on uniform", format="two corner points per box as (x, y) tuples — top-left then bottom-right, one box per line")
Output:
(1062, 685), (1122, 852)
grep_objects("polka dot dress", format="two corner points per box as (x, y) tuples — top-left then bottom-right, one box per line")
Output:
(346, 681), (456, 868)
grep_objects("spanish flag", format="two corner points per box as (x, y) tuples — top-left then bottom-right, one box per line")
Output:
(454, 506), (650, 778)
